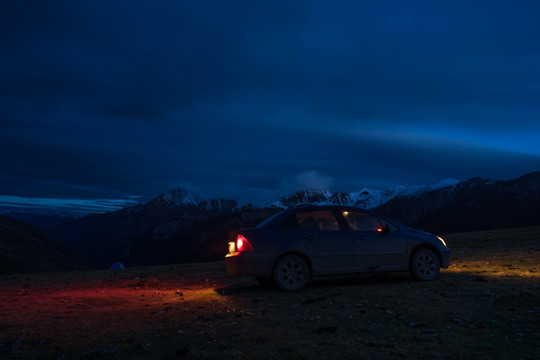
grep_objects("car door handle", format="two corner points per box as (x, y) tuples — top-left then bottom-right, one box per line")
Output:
(356, 236), (366, 241)
(304, 235), (315, 241)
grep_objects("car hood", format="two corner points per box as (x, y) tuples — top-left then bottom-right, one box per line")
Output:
(401, 226), (438, 241)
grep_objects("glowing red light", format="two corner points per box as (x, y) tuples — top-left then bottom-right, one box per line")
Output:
(236, 234), (254, 252)
(376, 228), (383, 232)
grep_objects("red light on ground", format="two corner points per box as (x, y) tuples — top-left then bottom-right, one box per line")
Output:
(236, 234), (254, 252)
(376, 228), (383, 232)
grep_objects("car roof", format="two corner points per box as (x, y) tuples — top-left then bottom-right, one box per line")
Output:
(255, 204), (404, 229)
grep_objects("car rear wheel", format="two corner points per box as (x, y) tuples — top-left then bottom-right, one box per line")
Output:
(410, 248), (440, 281)
(273, 255), (310, 291)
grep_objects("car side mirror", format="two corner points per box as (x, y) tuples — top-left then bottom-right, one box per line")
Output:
(380, 224), (390, 234)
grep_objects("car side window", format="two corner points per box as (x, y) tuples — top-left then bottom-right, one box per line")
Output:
(379, 219), (399, 232)
(295, 210), (343, 232)
(342, 211), (382, 232)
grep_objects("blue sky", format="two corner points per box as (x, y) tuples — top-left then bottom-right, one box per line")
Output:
(1, 0), (539, 213)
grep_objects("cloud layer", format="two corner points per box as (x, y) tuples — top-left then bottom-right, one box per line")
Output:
(1, 0), (539, 210)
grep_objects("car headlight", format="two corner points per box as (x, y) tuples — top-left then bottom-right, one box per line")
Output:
(436, 236), (447, 247)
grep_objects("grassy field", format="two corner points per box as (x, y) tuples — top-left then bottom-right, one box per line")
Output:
(1, 226), (539, 359)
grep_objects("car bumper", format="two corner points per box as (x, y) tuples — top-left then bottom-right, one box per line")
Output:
(440, 247), (451, 268)
(225, 251), (274, 277)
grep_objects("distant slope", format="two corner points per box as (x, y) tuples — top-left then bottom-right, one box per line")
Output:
(412, 172), (540, 233)
(374, 172), (540, 233)
(373, 177), (494, 225)
(0, 215), (83, 274)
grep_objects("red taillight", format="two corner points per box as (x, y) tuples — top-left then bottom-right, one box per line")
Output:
(236, 234), (254, 252)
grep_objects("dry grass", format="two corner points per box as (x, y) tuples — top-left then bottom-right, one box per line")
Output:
(1, 227), (539, 359)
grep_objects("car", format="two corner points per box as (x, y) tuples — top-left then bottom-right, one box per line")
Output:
(225, 205), (450, 291)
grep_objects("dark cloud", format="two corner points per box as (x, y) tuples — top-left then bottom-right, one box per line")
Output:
(1, 0), (539, 212)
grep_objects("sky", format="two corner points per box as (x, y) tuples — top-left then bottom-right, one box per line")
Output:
(1, 0), (540, 214)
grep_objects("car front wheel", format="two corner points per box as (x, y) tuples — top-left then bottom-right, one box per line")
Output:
(273, 255), (310, 291)
(410, 248), (440, 281)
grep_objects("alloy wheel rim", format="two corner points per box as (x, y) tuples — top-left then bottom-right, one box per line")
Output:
(280, 261), (304, 285)
(416, 253), (436, 277)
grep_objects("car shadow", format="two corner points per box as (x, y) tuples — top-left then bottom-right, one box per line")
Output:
(216, 272), (413, 296)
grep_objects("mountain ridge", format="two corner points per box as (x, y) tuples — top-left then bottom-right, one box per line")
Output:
(29, 171), (540, 269)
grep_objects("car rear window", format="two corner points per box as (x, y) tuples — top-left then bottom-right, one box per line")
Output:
(256, 212), (282, 228)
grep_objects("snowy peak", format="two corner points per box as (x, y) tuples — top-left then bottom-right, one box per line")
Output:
(127, 188), (239, 215)
(198, 198), (238, 211)
(277, 190), (333, 208)
(352, 179), (461, 208)
(124, 177), (490, 217)
(274, 179), (464, 209)
(152, 188), (199, 208)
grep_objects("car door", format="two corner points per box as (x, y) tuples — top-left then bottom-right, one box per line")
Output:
(291, 210), (355, 269)
(340, 210), (407, 270)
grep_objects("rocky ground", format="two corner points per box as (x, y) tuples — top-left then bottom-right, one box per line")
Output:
(1, 226), (539, 359)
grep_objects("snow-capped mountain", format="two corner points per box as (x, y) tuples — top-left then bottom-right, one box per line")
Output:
(124, 178), (463, 216)
(275, 178), (461, 209)
(125, 188), (238, 216)
(149, 188), (199, 208)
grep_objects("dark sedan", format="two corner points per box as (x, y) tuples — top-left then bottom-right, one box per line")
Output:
(225, 205), (450, 291)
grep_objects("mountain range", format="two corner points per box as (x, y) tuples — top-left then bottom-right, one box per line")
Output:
(4, 171), (540, 271)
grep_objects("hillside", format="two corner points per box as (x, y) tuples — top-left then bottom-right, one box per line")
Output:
(0, 215), (83, 274)
(375, 172), (540, 233)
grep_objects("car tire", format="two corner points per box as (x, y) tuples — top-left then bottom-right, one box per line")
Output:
(410, 248), (441, 281)
(273, 255), (310, 291)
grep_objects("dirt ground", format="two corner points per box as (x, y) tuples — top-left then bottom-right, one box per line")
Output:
(1, 226), (539, 359)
